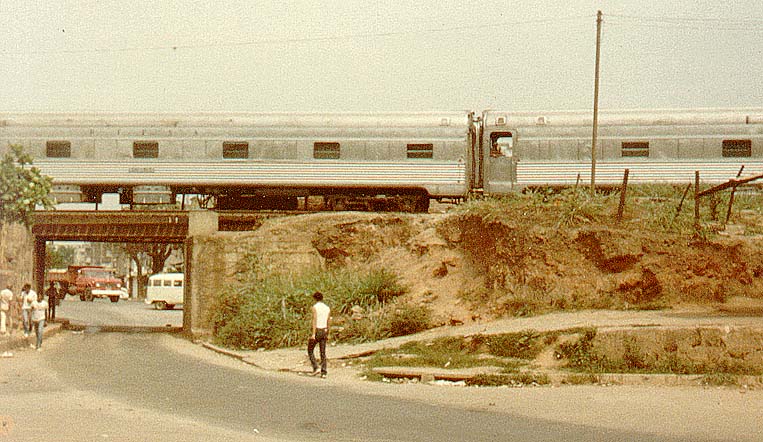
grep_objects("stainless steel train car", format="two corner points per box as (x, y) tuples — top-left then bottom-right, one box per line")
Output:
(1, 108), (762, 211)
(0, 112), (474, 212)
(479, 108), (763, 192)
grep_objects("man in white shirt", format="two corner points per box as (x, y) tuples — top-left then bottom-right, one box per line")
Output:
(20, 283), (37, 338)
(30, 291), (49, 350)
(0, 284), (12, 335)
(308, 291), (331, 378)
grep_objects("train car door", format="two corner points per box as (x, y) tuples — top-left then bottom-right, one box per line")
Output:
(484, 130), (517, 194)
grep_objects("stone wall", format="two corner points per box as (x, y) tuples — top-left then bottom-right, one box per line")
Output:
(0, 223), (34, 292)
(184, 231), (260, 336)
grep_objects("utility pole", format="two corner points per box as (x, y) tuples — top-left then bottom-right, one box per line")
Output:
(591, 10), (602, 196)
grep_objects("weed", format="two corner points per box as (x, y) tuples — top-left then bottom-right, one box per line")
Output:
(212, 261), (411, 349)
(701, 373), (739, 387)
(466, 373), (550, 387)
(379, 304), (433, 338)
(563, 373), (601, 385)
(482, 330), (545, 360)
(556, 328), (603, 372)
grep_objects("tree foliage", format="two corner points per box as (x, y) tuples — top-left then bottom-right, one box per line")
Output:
(46, 245), (77, 269)
(0, 144), (54, 225)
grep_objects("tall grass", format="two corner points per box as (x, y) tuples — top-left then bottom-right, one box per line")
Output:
(456, 184), (760, 235)
(211, 255), (412, 349)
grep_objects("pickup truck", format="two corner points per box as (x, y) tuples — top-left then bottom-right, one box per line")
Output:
(48, 265), (124, 302)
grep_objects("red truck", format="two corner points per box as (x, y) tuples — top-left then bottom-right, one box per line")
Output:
(47, 265), (124, 302)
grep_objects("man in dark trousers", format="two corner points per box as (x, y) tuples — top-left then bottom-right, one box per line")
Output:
(45, 281), (58, 322)
(307, 291), (331, 378)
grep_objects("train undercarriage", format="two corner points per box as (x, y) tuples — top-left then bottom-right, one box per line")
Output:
(61, 185), (433, 213)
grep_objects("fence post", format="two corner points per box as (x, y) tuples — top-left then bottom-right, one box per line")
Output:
(616, 169), (629, 222)
(694, 171), (700, 231)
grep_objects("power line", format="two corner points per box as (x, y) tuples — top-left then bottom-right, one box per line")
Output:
(0, 16), (590, 56)
(606, 14), (763, 32)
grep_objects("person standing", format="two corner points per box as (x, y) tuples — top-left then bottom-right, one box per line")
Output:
(307, 291), (331, 378)
(0, 284), (12, 335)
(21, 284), (37, 338)
(30, 291), (48, 350)
(45, 281), (58, 322)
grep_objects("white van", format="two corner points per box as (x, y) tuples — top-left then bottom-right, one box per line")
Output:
(145, 273), (184, 310)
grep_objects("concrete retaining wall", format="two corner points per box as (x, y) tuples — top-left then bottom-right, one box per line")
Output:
(0, 223), (34, 291)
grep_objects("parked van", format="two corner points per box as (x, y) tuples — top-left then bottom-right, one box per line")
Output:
(145, 273), (184, 310)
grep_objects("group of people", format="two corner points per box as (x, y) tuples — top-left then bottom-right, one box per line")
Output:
(2, 280), (330, 367)
(0, 283), (50, 350)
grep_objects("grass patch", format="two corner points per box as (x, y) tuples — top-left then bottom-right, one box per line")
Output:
(556, 328), (763, 376)
(212, 254), (417, 349)
(701, 373), (740, 387)
(364, 336), (521, 372)
(466, 373), (550, 387)
(361, 331), (551, 378)
(562, 373), (601, 385)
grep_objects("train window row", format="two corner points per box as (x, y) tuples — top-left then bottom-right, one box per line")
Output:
(615, 140), (752, 158)
(43, 140), (438, 160)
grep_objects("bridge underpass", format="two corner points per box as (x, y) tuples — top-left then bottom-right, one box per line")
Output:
(30, 210), (272, 333)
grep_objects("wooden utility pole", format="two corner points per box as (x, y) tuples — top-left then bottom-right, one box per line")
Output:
(591, 10), (603, 196)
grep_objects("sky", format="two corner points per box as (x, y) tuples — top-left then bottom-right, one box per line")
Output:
(1, 1), (762, 113)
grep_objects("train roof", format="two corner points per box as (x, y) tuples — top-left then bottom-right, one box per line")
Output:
(0, 111), (473, 128)
(482, 108), (763, 127)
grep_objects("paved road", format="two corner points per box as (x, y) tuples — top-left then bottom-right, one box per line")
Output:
(8, 331), (693, 442)
(4, 303), (758, 441)
(55, 296), (183, 328)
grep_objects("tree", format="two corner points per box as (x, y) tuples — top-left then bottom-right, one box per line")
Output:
(124, 242), (180, 299)
(0, 144), (54, 226)
(1, 144), (54, 266)
(46, 245), (77, 269)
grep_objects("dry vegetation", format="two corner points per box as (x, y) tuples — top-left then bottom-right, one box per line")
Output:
(212, 185), (763, 352)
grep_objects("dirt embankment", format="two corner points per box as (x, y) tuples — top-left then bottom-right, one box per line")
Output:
(257, 210), (763, 327)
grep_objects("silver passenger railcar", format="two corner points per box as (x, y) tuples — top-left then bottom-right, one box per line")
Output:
(479, 108), (763, 193)
(3, 108), (763, 211)
(0, 112), (474, 211)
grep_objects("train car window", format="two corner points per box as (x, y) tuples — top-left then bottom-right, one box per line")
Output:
(490, 132), (513, 157)
(313, 142), (340, 159)
(133, 141), (159, 158)
(223, 141), (249, 159)
(407, 143), (434, 159)
(722, 140), (751, 157)
(173, 280), (183, 287)
(46, 140), (71, 158)
(621, 142), (649, 157)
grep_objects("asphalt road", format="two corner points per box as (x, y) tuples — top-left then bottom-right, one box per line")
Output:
(37, 331), (696, 442)
(55, 296), (183, 328)
(2, 302), (744, 441)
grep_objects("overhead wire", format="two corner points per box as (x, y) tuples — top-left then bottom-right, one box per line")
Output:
(0, 16), (591, 56)
(605, 14), (763, 32)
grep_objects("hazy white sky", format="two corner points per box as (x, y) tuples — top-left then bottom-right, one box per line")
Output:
(1, 1), (762, 112)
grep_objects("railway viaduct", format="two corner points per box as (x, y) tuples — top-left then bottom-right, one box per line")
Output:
(31, 210), (271, 335)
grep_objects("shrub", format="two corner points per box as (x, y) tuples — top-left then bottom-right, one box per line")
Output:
(211, 261), (410, 349)
(379, 304), (433, 338)
(483, 330), (544, 360)
(556, 328), (603, 371)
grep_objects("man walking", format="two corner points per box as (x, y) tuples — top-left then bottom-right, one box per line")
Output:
(0, 284), (12, 335)
(20, 283), (37, 338)
(307, 291), (331, 378)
